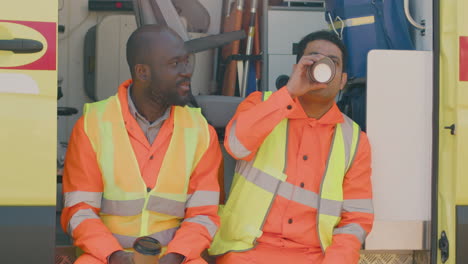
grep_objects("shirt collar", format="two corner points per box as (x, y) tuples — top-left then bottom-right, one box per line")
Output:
(289, 98), (344, 126)
(317, 103), (344, 125)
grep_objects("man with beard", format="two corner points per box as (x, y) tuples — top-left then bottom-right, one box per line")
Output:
(209, 31), (373, 263)
(61, 25), (221, 264)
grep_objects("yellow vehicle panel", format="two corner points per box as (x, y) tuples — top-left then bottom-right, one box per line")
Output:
(0, 0), (57, 262)
(438, 0), (468, 263)
(0, 3), (57, 205)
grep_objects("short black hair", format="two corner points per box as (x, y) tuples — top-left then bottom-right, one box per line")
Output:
(126, 25), (172, 77)
(296, 30), (347, 72)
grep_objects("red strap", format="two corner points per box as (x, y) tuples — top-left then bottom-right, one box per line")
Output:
(460, 36), (468, 81)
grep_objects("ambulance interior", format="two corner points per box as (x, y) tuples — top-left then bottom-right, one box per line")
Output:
(56, 0), (434, 262)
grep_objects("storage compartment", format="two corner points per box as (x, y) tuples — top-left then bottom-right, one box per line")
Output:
(365, 50), (433, 250)
(266, 6), (328, 91)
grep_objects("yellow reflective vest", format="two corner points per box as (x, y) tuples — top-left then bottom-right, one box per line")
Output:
(83, 94), (210, 252)
(209, 91), (360, 256)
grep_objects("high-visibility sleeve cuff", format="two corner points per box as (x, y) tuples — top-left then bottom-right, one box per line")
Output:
(89, 243), (123, 263)
(72, 219), (124, 262)
(322, 234), (362, 264)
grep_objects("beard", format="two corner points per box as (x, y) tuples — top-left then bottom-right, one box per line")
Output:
(165, 88), (191, 106)
(150, 81), (191, 107)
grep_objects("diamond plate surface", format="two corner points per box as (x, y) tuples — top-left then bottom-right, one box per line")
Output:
(55, 255), (75, 264)
(414, 250), (431, 264)
(359, 251), (414, 264)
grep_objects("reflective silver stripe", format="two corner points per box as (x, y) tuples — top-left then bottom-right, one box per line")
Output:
(343, 115), (361, 171)
(348, 124), (361, 171)
(113, 227), (179, 249)
(276, 180), (294, 199)
(343, 199), (374, 214)
(341, 115), (354, 169)
(236, 160), (281, 194)
(238, 161), (344, 216)
(101, 198), (145, 216)
(186, 191), (219, 208)
(148, 227), (179, 246)
(281, 184), (341, 216)
(319, 198), (343, 217)
(68, 208), (99, 234)
(113, 233), (136, 249)
(228, 121), (252, 159)
(64, 191), (102, 208)
(239, 161), (325, 210)
(333, 223), (367, 244)
(277, 181), (319, 208)
(291, 187), (319, 208)
(147, 196), (185, 218)
(185, 215), (218, 238)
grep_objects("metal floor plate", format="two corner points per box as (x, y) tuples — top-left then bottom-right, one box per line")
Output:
(359, 250), (430, 264)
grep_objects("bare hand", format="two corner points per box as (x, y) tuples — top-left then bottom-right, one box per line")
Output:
(159, 253), (185, 264)
(286, 54), (328, 98)
(109, 250), (134, 264)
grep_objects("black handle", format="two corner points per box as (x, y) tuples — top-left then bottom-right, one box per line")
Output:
(444, 124), (456, 135)
(58, 107), (78, 116)
(0, 38), (43, 53)
(439, 231), (449, 263)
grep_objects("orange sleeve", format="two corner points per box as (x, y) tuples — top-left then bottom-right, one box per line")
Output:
(224, 87), (296, 161)
(60, 117), (123, 262)
(322, 132), (374, 264)
(166, 125), (222, 261)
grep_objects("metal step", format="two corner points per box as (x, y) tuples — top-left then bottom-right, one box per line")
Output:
(359, 250), (430, 264)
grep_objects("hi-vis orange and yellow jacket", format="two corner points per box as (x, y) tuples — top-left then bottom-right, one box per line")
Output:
(61, 80), (222, 263)
(216, 88), (374, 264)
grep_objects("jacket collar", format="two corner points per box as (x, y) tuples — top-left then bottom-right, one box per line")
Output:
(289, 98), (344, 126)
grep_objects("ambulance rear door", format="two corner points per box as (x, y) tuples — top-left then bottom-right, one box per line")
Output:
(0, 0), (57, 263)
(437, 0), (468, 263)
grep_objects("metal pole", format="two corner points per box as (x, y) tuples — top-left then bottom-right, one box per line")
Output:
(431, 0), (440, 262)
(240, 0), (258, 97)
(261, 0), (268, 92)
